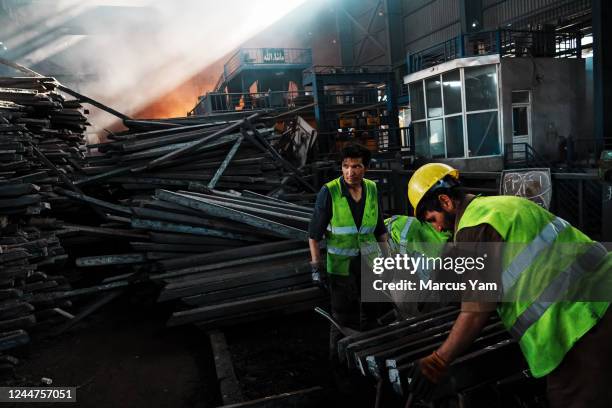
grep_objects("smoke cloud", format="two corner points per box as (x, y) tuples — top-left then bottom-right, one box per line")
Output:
(0, 0), (309, 135)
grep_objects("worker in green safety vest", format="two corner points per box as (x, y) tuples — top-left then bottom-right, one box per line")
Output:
(384, 215), (451, 316)
(405, 162), (612, 407)
(308, 143), (390, 365)
(385, 214), (450, 264)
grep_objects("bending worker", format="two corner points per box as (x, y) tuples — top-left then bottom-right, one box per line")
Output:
(406, 162), (612, 407)
(384, 215), (450, 316)
(308, 143), (389, 361)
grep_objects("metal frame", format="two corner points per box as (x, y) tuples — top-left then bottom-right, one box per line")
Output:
(340, 1), (387, 65)
(510, 89), (533, 148)
(409, 62), (503, 160)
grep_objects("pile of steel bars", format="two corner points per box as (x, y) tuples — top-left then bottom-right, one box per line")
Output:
(0, 77), (93, 378)
(0, 78), (88, 214)
(58, 109), (324, 327)
(337, 306), (537, 406)
(78, 113), (316, 198)
(63, 186), (326, 328)
(0, 71), (327, 365)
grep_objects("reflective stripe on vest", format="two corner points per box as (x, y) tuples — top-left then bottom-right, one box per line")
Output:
(502, 217), (570, 291)
(385, 216), (449, 282)
(509, 242), (608, 338)
(326, 242), (380, 258)
(327, 246), (359, 256)
(360, 226), (376, 234)
(456, 195), (610, 378)
(327, 223), (377, 236)
(327, 225), (359, 234)
(325, 177), (379, 276)
(399, 217), (414, 244)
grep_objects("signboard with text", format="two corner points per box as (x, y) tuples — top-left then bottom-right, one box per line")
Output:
(262, 48), (285, 63)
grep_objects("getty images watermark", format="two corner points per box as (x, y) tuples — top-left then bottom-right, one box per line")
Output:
(359, 242), (612, 304)
(372, 252), (492, 291)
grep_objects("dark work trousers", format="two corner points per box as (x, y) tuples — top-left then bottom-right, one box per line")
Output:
(328, 256), (383, 362)
(327, 256), (384, 407)
(546, 307), (612, 408)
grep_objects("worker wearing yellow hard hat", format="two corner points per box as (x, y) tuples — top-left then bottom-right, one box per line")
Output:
(407, 162), (459, 218)
(404, 162), (612, 407)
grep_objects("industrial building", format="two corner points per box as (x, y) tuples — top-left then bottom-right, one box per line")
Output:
(0, 0), (610, 407)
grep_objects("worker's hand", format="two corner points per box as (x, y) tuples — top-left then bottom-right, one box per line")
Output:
(310, 261), (328, 291)
(408, 351), (448, 403)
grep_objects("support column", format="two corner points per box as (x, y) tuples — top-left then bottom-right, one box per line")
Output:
(312, 74), (329, 152)
(336, 0), (354, 66)
(385, 75), (400, 148)
(593, 0), (612, 152)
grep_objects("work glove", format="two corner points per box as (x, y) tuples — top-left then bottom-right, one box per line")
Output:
(408, 350), (448, 403)
(310, 261), (328, 291)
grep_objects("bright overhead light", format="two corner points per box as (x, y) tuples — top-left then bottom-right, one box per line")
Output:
(443, 81), (461, 87)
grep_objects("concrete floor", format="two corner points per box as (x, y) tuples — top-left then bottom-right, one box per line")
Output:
(8, 290), (219, 408)
(5, 288), (340, 408)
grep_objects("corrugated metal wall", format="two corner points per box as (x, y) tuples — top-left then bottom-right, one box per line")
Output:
(340, 0), (591, 65)
(402, 0), (461, 53)
(482, 0), (591, 29)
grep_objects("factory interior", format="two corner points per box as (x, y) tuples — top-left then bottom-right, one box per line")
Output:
(0, 0), (611, 407)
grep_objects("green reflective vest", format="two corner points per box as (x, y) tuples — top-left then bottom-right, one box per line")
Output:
(325, 177), (379, 276)
(385, 215), (450, 282)
(385, 215), (450, 256)
(457, 195), (611, 378)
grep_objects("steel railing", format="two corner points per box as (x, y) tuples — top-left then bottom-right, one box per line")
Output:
(409, 29), (582, 73)
(323, 90), (383, 106)
(317, 126), (409, 153)
(344, 168), (605, 240)
(504, 142), (550, 168)
(223, 48), (313, 79)
(302, 65), (392, 76)
(192, 90), (311, 115)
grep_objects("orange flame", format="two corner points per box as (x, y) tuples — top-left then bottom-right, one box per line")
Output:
(134, 57), (226, 119)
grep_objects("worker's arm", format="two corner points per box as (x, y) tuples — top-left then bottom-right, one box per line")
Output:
(437, 224), (502, 362)
(309, 238), (322, 263)
(409, 309), (492, 401)
(436, 310), (492, 362)
(308, 186), (332, 270)
(412, 224), (501, 391)
(377, 233), (390, 258)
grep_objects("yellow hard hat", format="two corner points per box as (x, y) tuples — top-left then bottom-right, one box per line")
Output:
(408, 163), (459, 216)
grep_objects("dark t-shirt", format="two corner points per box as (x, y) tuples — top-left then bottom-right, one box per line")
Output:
(453, 195), (502, 312)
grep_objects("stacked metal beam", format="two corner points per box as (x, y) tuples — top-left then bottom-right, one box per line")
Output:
(337, 306), (535, 405)
(0, 77), (92, 378)
(153, 191), (325, 328)
(78, 114), (315, 198)
(0, 73), (324, 348)
(48, 106), (325, 328)
(151, 190), (322, 327)
(66, 187), (326, 328)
